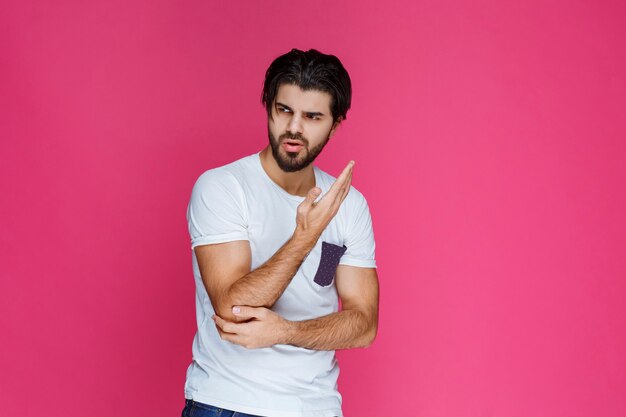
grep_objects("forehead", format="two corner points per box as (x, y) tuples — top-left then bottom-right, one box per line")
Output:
(275, 84), (332, 113)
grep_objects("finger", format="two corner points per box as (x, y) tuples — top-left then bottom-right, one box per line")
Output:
(219, 331), (245, 346)
(333, 161), (354, 192)
(214, 321), (245, 345)
(330, 169), (353, 212)
(212, 315), (225, 330)
(341, 160), (355, 178)
(213, 316), (227, 337)
(232, 306), (267, 320)
(337, 167), (352, 199)
(320, 161), (354, 201)
(299, 187), (321, 210)
(339, 170), (353, 202)
(215, 325), (227, 339)
(213, 315), (237, 333)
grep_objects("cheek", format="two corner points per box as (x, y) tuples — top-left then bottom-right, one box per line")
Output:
(268, 120), (282, 137)
(269, 117), (287, 133)
(310, 124), (333, 140)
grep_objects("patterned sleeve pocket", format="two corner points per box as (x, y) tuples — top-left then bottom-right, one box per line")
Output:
(313, 241), (348, 287)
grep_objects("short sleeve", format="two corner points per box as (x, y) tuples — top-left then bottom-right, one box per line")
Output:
(339, 190), (377, 268)
(186, 169), (249, 249)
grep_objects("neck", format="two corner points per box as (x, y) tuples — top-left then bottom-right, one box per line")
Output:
(259, 146), (316, 197)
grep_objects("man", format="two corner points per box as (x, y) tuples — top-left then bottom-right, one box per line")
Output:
(182, 49), (379, 417)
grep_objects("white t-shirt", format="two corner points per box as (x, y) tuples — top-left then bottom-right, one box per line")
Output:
(184, 152), (376, 417)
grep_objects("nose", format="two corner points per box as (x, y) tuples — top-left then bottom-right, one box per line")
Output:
(286, 113), (303, 136)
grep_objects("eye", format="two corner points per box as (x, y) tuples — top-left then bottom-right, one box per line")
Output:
(306, 114), (321, 120)
(277, 106), (291, 113)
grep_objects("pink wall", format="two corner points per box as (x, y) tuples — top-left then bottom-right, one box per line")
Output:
(2, 1), (625, 416)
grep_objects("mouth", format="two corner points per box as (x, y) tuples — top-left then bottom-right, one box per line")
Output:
(281, 138), (305, 153)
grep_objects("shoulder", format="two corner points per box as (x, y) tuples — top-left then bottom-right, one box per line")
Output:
(193, 153), (258, 192)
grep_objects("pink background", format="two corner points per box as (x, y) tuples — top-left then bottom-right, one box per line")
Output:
(2, 1), (625, 416)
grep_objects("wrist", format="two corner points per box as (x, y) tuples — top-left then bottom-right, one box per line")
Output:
(292, 226), (320, 250)
(279, 318), (296, 345)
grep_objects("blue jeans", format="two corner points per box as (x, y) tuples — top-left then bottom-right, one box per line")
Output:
(181, 399), (263, 417)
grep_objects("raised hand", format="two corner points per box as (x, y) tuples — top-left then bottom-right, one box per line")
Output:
(295, 160), (354, 243)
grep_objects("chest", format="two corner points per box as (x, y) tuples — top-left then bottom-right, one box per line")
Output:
(243, 188), (346, 319)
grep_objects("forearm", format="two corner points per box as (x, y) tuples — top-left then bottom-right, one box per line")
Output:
(224, 229), (317, 311)
(282, 308), (377, 350)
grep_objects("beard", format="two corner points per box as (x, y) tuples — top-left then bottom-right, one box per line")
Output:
(268, 128), (330, 173)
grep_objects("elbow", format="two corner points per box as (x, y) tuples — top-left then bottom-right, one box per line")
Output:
(215, 286), (274, 323)
(212, 293), (248, 323)
(362, 329), (376, 348)
(360, 323), (378, 348)
(214, 303), (251, 323)
(213, 305), (238, 323)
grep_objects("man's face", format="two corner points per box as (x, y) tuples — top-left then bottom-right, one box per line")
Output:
(268, 83), (340, 172)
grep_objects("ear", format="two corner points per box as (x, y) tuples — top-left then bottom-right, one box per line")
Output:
(328, 117), (343, 139)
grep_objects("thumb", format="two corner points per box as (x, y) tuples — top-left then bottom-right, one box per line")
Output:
(303, 187), (321, 207)
(232, 305), (263, 319)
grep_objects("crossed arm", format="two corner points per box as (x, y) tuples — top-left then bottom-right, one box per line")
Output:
(194, 161), (379, 350)
(210, 263), (379, 350)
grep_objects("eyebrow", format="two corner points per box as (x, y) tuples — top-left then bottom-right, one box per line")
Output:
(276, 102), (325, 118)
